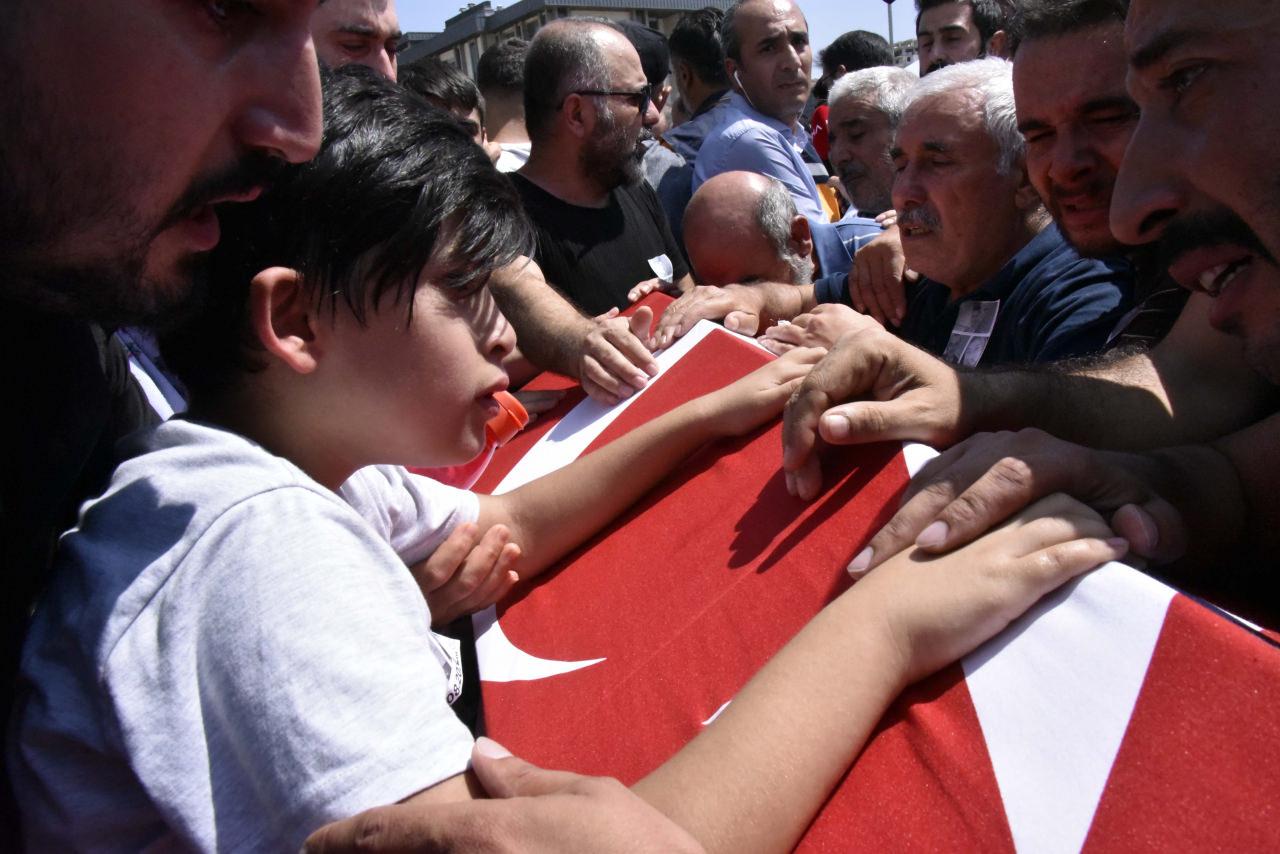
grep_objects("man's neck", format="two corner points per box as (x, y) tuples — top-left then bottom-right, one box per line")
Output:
(736, 90), (800, 133)
(486, 100), (530, 145)
(519, 143), (611, 208)
(946, 222), (1040, 300)
(689, 80), (726, 116)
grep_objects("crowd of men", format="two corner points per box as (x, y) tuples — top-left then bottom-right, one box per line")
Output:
(2, 0), (1277, 849)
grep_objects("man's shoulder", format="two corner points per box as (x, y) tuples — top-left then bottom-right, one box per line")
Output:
(1014, 229), (1134, 304)
(830, 216), (884, 244)
(703, 113), (786, 151)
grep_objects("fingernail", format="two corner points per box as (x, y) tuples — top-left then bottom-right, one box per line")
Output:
(1106, 537), (1129, 551)
(475, 736), (512, 759)
(847, 546), (873, 576)
(821, 413), (851, 439)
(631, 374), (649, 388)
(917, 520), (949, 548)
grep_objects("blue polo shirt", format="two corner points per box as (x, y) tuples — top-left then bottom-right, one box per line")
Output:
(897, 224), (1134, 366)
(811, 214), (885, 304)
(692, 92), (826, 222)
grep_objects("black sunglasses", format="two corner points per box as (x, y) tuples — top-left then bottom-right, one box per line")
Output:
(562, 84), (653, 111)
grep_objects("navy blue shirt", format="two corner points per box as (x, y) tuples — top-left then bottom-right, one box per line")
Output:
(898, 225), (1134, 366)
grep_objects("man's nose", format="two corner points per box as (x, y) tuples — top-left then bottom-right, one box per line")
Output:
(1111, 114), (1183, 246)
(234, 34), (323, 164)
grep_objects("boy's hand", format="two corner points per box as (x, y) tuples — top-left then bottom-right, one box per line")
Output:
(760, 304), (874, 355)
(412, 523), (522, 626)
(704, 348), (825, 437)
(854, 493), (1128, 686)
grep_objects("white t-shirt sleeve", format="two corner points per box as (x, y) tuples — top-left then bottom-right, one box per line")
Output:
(340, 465), (480, 564)
(105, 486), (475, 852)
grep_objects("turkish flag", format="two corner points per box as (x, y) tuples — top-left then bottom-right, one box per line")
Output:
(475, 296), (1280, 849)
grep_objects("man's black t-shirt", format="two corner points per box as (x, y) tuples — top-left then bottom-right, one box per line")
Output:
(511, 174), (689, 316)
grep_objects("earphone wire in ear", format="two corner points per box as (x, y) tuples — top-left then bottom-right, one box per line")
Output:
(733, 70), (757, 110)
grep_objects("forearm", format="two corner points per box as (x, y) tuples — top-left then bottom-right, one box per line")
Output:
(750, 282), (813, 325)
(960, 294), (1275, 449)
(480, 398), (720, 576)
(490, 264), (589, 379)
(959, 350), (1179, 449)
(633, 587), (903, 854)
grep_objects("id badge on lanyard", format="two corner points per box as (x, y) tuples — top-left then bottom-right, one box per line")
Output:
(943, 300), (1001, 367)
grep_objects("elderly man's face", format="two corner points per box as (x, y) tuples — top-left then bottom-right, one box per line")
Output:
(1014, 22), (1137, 257)
(0, 0), (322, 324)
(1111, 0), (1280, 382)
(728, 0), (813, 126)
(580, 35), (660, 189)
(892, 90), (1028, 294)
(917, 2), (984, 76)
(310, 0), (402, 81)
(827, 96), (896, 216)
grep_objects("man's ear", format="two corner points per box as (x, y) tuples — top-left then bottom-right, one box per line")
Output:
(561, 92), (592, 139)
(1012, 161), (1043, 212)
(986, 29), (1011, 59)
(789, 214), (814, 260)
(725, 56), (741, 91)
(654, 83), (671, 114)
(249, 266), (321, 375)
(675, 60), (695, 97)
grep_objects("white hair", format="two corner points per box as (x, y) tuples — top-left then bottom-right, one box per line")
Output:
(827, 65), (919, 129)
(901, 57), (1023, 174)
(756, 177), (814, 284)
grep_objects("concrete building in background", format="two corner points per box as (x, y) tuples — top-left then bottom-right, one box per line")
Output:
(405, 0), (731, 78)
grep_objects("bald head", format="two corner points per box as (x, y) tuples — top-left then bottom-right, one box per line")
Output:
(685, 172), (814, 286)
(524, 20), (631, 143)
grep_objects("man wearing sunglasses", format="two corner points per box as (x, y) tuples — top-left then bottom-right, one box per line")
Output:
(503, 19), (694, 341)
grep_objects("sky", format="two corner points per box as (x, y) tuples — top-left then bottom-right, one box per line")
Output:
(403, 0), (922, 68)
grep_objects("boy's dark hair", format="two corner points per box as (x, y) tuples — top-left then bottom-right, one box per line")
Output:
(916, 0), (1016, 47)
(1011, 0), (1128, 45)
(399, 56), (482, 117)
(476, 37), (529, 97)
(818, 30), (894, 74)
(669, 7), (729, 88)
(163, 65), (532, 399)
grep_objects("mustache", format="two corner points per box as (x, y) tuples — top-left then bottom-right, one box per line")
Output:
(158, 151), (286, 232)
(1152, 208), (1276, 274)
(898, 206), (941, 231)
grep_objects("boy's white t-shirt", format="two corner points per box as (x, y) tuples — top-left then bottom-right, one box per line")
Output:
(9, 420), (480, 853)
